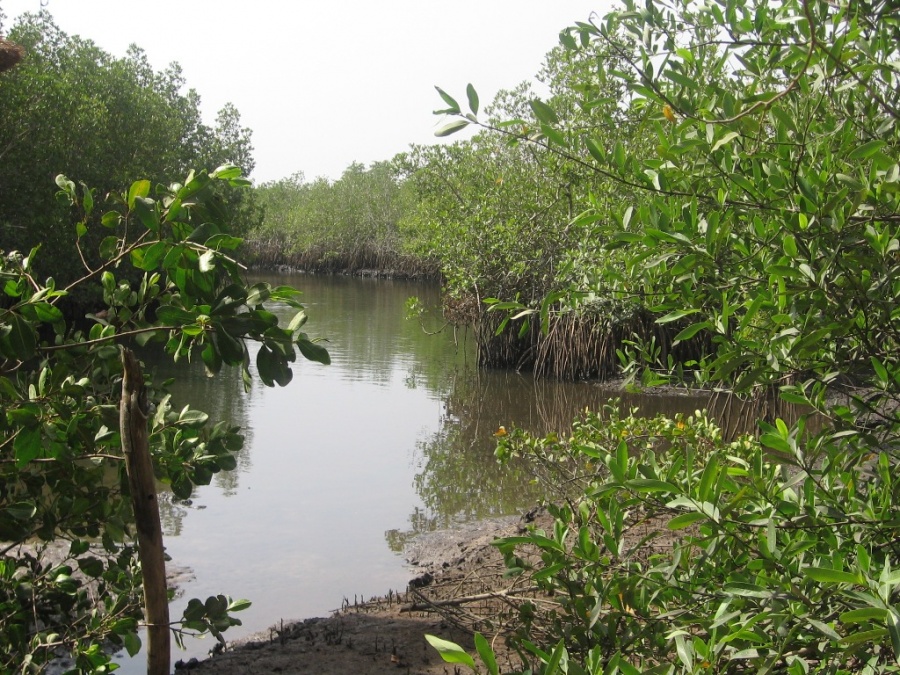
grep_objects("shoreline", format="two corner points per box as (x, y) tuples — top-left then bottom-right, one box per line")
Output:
(183, 512), (542, 673)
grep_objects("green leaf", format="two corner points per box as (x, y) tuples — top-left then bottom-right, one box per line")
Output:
(871, 356), (889, 384)
(177, 409), (209, 428)
(614, 141), (626, 169)
(172, 475), (193, 500)
(99, 235), (119, 260)
(435, 120), (470, 137)
(760, 433), (792, 455)
(530, 99), (559, 125)
(841, 627), (887, 646)
(77, 557), (105, 578)
(625, 479), (676, 493)
(257, 345), (291, 387)
(132, 196), (160, 232)
(55, 173), (75, 195)
(836, 173), (864, 189)
(212, 164), (242, 180)
(711, 131), (740, 152)
(214, 329), (244, 365)
(297, 337), (331, 365)
(80, 182), (94, 215)
(888, 610), (900, 663)
(425, 635), (476, 670)
(673, 321), (711, 342)
(6, 501), (37, 521)
(657, 309), (699, 324)
(202, 342), (222, 376)
(474, 633), (498, 675)
(803, 567), (863, 584)
(122, 631), (141, 657)
(544, 639), (566, 674)
(187, 222), (219, 244)
(668, 512), (706, 529)
(14, 427), (42, 467)
(183, 598), (206, 622)
(841, 608), (889, 623)
(848, 140), (886, 160)
(585, 138), (606, 163)
(155, 306), (197, 326)
(246, 283), (271, 307)
(434, 86), (461, 114)
(206, 233), (243, 250)
(541, 124), (567, 147)
(127, 179), (151, 210)
(807, 618), (841, 641)
(101, 210), (121, 228)
(466, 83), (479, 116)
(137, 241), (168, 271)
(723, 582), (774, 598)
(1, 313), (37, 361)
(32, 302), (63, 323)
(288, 310), (308, 332)
(227, 598), (252, 612)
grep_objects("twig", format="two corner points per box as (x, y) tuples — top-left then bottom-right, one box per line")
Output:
(402, 585), (543, 612)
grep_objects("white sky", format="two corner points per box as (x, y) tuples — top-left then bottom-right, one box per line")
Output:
(2, 0), (609, 184)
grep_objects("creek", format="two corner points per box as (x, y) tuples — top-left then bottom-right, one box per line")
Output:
(113, 272), (767, 670)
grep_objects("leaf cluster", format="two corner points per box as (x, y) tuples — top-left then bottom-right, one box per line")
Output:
(424, 0), (900, 671)
(435, 406), (900, 673)
(0, 12), (261, 291)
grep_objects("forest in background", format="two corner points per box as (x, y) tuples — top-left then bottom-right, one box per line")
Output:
(0, 10), (259, 310)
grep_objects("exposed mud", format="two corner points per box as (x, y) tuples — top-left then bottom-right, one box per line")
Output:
(183, 513), (546, 674)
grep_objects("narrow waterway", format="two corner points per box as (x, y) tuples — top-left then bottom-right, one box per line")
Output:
(114, 272), (771, 670)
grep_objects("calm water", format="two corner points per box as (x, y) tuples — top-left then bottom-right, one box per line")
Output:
(114, 273), (768, 669)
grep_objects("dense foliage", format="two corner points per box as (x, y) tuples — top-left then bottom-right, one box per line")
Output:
(0, 8), (329, 670)
(249, 162), (432, 276)
(0, 11), (260, 296)
(425, 0), (900, 672)
(0, 167), (329, 671)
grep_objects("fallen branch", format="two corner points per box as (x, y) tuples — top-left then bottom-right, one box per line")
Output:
(401, 585), (543, 613)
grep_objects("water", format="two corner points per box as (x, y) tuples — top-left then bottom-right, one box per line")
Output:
(112, 273), (769, 671)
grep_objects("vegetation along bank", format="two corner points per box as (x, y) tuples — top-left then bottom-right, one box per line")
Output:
(2, 0), (900, 672)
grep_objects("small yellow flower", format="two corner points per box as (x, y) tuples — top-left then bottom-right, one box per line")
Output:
(494, 426), (508, 437)
(662, 104), (677, 123)
(676, 420), (686, 430)
(620, 429), (629, 438)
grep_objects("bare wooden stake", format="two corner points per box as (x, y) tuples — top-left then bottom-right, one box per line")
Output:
(120, 347), (170, 675)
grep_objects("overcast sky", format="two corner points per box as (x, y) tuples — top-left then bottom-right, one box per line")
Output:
(2, 1), (610, 184)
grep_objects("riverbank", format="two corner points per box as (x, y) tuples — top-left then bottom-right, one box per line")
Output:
(184, 512), (547, 674)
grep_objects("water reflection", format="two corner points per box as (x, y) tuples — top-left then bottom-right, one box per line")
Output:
(119, 273), (803, 670)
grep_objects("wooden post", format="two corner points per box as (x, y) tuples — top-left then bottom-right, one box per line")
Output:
(120, 347), (170, 675)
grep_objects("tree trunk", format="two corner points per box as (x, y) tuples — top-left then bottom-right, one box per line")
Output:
(120, 347), (170, 675)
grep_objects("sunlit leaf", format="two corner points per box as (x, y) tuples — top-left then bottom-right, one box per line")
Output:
(435, 120), (470, 137)
(434, 86), (461, 114)
(848, 139), (886, 160)
(425, 635), (476, 669)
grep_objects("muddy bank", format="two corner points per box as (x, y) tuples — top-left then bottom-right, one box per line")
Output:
(183, 512), (544, 674)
